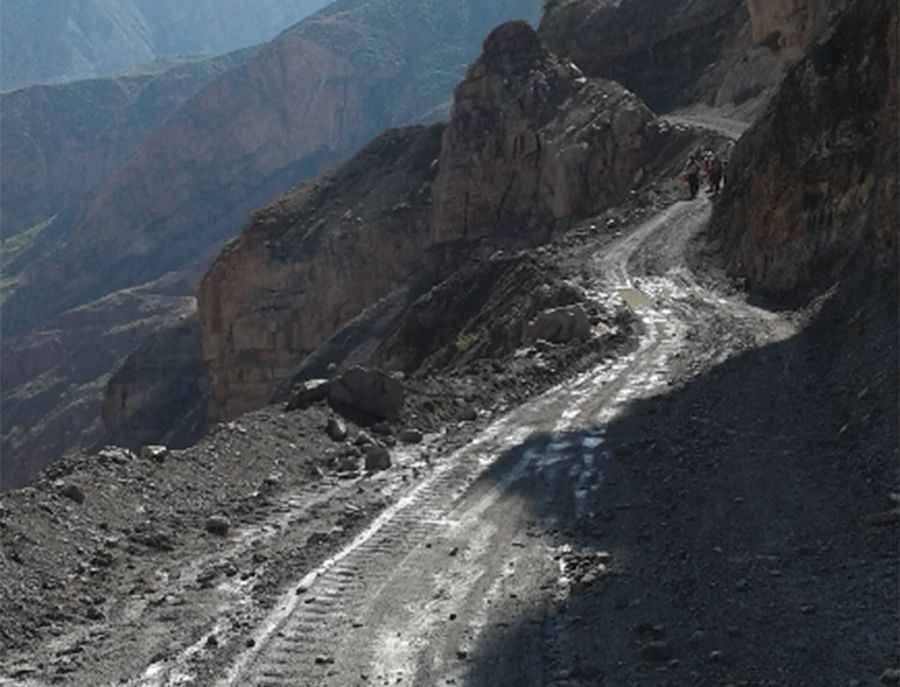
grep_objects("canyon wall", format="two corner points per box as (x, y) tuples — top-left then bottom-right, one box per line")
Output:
(198, 125), (444, 421)
(1, 0), (541, 487)
(714, 0), (897, 297)
(197, 21), (693, 423)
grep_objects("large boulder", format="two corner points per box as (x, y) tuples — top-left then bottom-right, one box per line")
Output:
(286, 379), (331, 411)
(525, 305), (591, 344)
(364, 445), (392, 472)
(328, 366), (405, 421)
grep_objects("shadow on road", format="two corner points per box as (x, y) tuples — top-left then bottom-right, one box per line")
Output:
(463, 269), (899, 686)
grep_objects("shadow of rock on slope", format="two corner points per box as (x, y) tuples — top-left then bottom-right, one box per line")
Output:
(463, 266), (898, 686)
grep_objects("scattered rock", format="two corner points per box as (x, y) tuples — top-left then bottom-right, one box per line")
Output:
(326, 417), (348, 442)
(306, 531), (331, 547)
(286, 379), (331, 411)
(204, 515), (231, 537)
(881, 669), (900, 685)
(9, 664), (39, 678)
(364, 445), (392, 472)
(372, 421), (393, 436)
(458, 406), (478, 422)
(90, 550), (115, 568)
(140, 445), (169, 463)
(355, 432), (375, 447)
(525, 305), (591, 344)
(399, 428), (424, 444)
(56, 481), (85, 505)
(96, 446), (137, 465)
(329, 366), (405, 420)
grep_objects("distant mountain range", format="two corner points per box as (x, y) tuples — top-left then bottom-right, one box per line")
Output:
(0, 0), (330, 90)
(0, 0), (542, 489)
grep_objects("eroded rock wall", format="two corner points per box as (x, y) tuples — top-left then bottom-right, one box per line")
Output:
(538, 0), (746, 112)
(1, 0), (542, 486)
(714, 0), (898, 297)
(746, 0), (845, 60)
(198, 125), (444, 421)
(197, 22), (692, 423)
(431, 21), (669, 268)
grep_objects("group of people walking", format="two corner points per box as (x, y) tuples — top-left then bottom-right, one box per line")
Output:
(684, 149), (723, 199)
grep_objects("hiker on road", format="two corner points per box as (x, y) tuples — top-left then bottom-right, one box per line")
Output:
(707, 151), (723, 195)
(684, 152), (701, 200)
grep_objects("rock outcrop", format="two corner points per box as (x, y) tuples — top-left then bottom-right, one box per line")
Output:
(539, 0), (854, 122)
(372, 254), (603, 373)
(713, 0), (898, 297)
(198, 125), (444, 421)
(539, 0), (747, 112)
(745, 0), (846, 61)
(1, 0), (541, 487)
(431, 21), (675, 269)
(328, 367), (405, 422)
(197, 21), (692, 423)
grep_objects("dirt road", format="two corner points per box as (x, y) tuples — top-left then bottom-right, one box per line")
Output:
(122, 118), (786, 687)
(5, 114), (895, 686)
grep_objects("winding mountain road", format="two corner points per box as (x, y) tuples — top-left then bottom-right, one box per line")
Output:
(2, 116), (797, 687)
(122, 116), (791, 687)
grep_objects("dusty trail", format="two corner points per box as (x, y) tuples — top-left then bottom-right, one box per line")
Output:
(131, 120), (784, 687)
(0, 116), (790, 687)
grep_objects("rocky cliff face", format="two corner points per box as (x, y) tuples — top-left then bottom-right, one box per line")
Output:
(3, 0), (542, 337)
(0, 0), (540, 486)
(713, 0), (898, 297)
(0, 0), (329, 90)
(538, 0), (747, 112)
(745, 0), (845, 60)
(198, 125), (444, 421)
(431, 21), (665, 268)
(197, 21), (693, 423)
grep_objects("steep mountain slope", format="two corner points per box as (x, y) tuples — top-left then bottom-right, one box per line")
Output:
(0, 0), (329, 90)
(712, 0), (897, 297)
(538, 0), (846, 120)
(196, 20), (696, 424)
(0, 2), (895, 683)
(0, 51), (248, 238)
(539, 0), (747, 112)
(0, 0), (541, 490)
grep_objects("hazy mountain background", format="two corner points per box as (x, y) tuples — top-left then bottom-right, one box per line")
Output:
(0, 0), (542, 490)
(0, 0), (331, 90)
